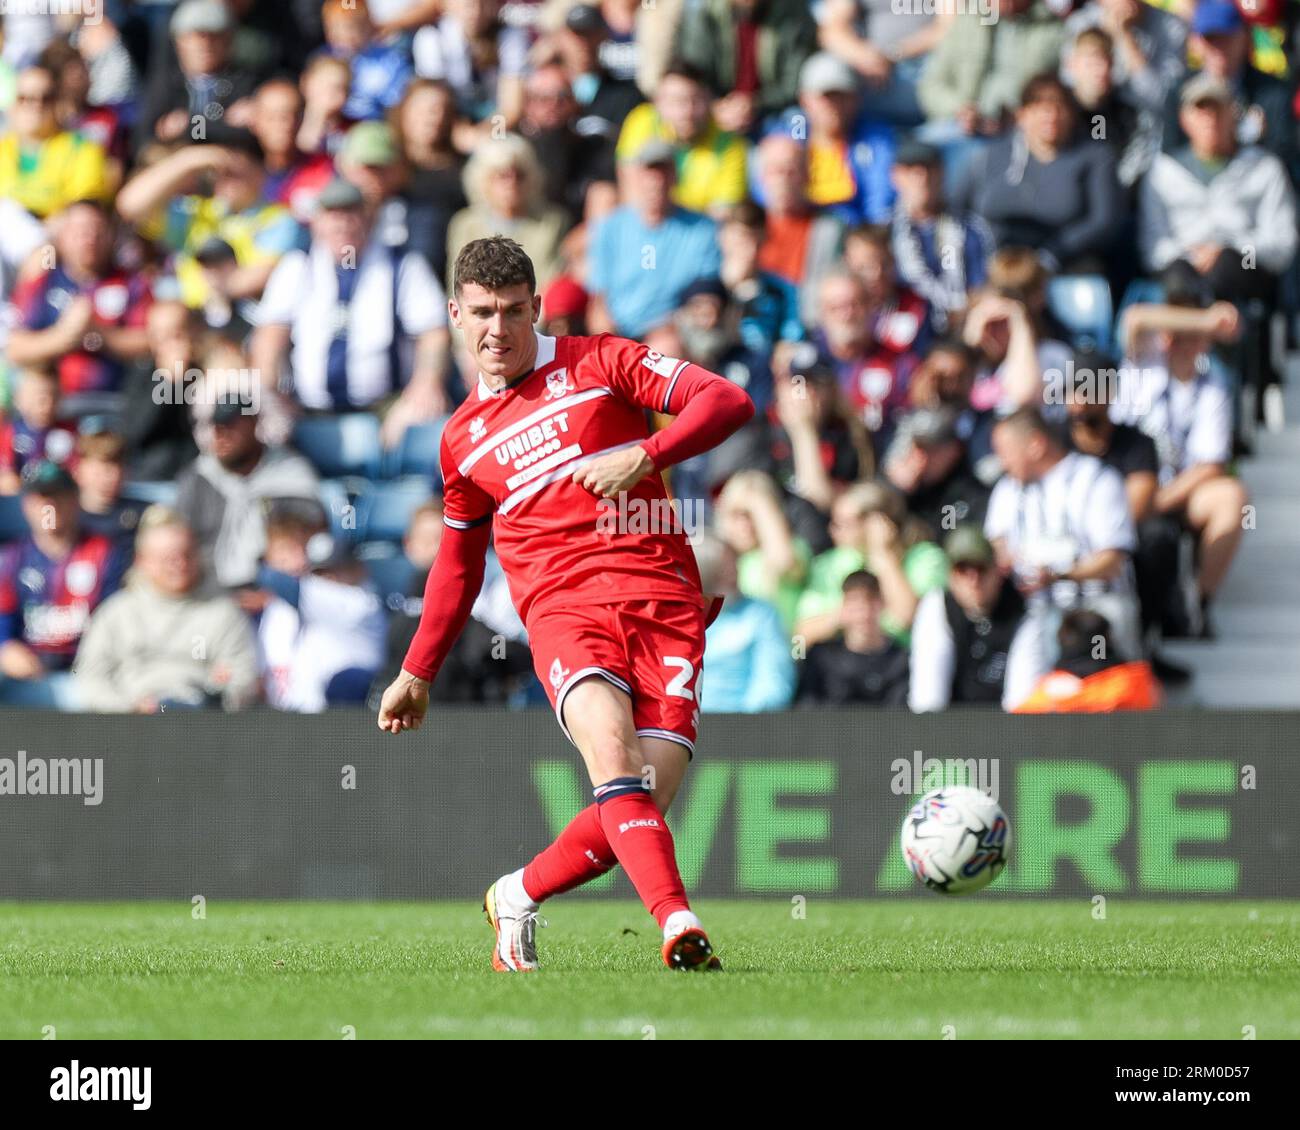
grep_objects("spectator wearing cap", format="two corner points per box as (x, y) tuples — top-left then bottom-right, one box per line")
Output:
(320, 0), (414, 124)
(985, 407), (1141, 661)
(1165, 0), (1298, 183)
(119, 300), (202, 482)
(719, 200), (806, 364)
(540, 3), (642, 142)
(1111, 296), (1248, 637)
(116, 125), (306, 316)
(413, 0), (529, 136)
(614, 64), (748, 217)
(392, 79), (470, 283)
(73, 424), (147, 544)
(1063, 0), (1187, 120)
(73, 506), (260, 713)
(520, 64), (616, 225)
(174, 394), (320, 589)
(0, 460), (131, 708)
(672, 0), (816, 135)
(794, 479), (948, 648)
(134, 0), (264, 151)
(797, 569), (910, 706)
(444, 132), (570, 294)
(336, 120), (413, 254)
(890, 138), (994, 332)
(751, 133), (845, 327)
(249, 78), (337, 224)
(1012, 608), (1161, 713)
(254, 511), (387, 712)
(956, 72), (1122, 275)
(673, 275), (773, 413)
(693, 530), (796, 713)
(883, 405), (991, 541)
(540, 275), (589, 336)
(714, 468), (811, 634)
(586, 137), (722, 337)
(763, 52), (896, 227)
(908, 524), (1047, 713)
(814, 0), (947, 129)
(8, 200), (152, 403)
(1138, 72), (1297, 347)
(0, 63), (111, 219)
(0, 367), (76, 494)
(252, 175), (455, 439)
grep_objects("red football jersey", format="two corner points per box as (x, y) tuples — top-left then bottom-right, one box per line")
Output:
(439, 332), (716, 627)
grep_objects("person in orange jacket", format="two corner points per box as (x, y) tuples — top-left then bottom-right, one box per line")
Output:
(1014, 608), (1162, 713)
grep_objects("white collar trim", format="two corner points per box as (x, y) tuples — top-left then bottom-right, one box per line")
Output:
(477, 333), (557, 400)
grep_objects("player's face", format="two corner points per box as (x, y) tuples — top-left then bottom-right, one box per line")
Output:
(451, 281), (541, 380)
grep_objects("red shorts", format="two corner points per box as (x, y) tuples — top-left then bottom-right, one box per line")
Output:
(527, 598), (706, 756)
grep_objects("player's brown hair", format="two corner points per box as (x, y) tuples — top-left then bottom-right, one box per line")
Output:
(452, 235), (537, 299)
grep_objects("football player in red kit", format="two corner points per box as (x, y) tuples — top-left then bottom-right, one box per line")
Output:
(377, 236), (754, 971)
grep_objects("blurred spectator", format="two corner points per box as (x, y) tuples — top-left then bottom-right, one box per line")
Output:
(586, 138), (721, 337)
(393, 79), (469, 282)
(673, 276), (772, 413)
(908, 525), (1045, 712)
(0, 461), (130, 708)
(752, 133), (844, 326)
(72, 15), (142, 110)
(120, 300), (203, 482)
(1013, 608), (1161, 712)
(882, 405), (990, 540)
(1114, 297), (1248, 636)
(718, 200), (806, 363)
(768, 52), (895, 226)
(797, 569), (909, 705)
(1063, 0), (1187, 118)
(694, 530), (796, 713)
(38, 39), (126, 189)
(794, 479), (947, 647)
(252, 176), (454, 438)
(540, 275), (589, 335)
(174, 395), (320, 589)
(446, 132), (569, 294)
(0, 367), (76, 493)
(256, 516), (386, 712)
(714, 468), (810, 633)
(0, 63), (110, 218)
(73, 424), (146, 543)
(249, 78), (335, 223)
(413, 0), (528, 135)
(135, 0), (263, 151)
(370, 499), (534, 704)
(985, 407), (1140, 660)
(958, 72), (1122, 274)
(297, 53), (354, 156)
(615, 64), (747, 216)
(842, 223), (930, 361)
(7, 200), (152, 401)
(1139, 73), (1296, 384)
(906, 338), (999, 482)
(520, 64), (614, 223)
(0, 197), (46, 379)
(541, 3), (641, 143)
(73, 506), (259, 713)
(815, 0), (948, 128)
(672, 0), (816, 135)
(890, 139), (994, 332)
(321, 0), (414, 123)
(116, 126), (305, 319)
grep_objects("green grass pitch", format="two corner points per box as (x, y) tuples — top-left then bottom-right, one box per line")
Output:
(2, 901), (1298, 1039)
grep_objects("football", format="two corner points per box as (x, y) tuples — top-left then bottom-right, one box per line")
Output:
(900, 786), (1010, 895)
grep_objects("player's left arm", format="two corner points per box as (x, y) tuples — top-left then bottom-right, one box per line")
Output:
(571, 335), (756, 497)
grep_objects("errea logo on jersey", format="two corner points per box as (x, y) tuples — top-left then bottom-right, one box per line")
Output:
(641, 350), (684, 378)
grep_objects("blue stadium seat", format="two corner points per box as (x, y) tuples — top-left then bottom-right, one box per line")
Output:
(319, 479), (360, 542)
(359, 541), (416, 604)
(1112, 278), (1167, 356)
(1047, 275), (1114, 351)
(357, 478), (434, 543)
(383, 415), (448, 482)
(293, 413), (383, 480)
(120, 481), (178, 506)
(0, 494), (27, 542)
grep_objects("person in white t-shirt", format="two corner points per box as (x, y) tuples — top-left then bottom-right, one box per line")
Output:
(985, 407), (1140, 661)
(1113, 296), (1248, 633)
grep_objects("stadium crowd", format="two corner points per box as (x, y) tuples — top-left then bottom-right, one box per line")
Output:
(0, 0), (1291, 715)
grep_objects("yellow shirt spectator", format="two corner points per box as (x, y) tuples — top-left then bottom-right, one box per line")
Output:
(616, 102), (748, 214)
(0, 130), (110, 218)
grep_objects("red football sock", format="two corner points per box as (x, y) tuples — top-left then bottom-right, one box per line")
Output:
(522, 803), (618, 903)
(594, 780), (690, 927)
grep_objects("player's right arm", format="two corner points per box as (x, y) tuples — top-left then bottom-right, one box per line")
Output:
(377, 437), (495, 734)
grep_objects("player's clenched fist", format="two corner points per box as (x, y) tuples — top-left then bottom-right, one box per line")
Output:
(377, 669), (431, 734)
(570, 444), (655, 498)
